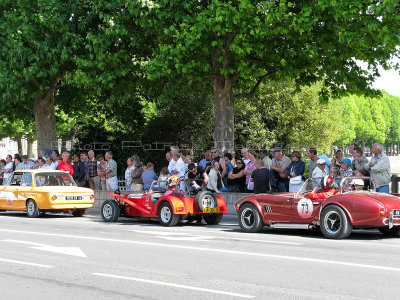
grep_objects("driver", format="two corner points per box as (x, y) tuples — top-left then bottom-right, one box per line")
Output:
(164, 176), (184, 197)
(306, 175), (338, 200)
(187, 163), (209, 191)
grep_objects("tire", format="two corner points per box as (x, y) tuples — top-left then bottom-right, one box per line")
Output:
(320, 205), (353, 239)
(203, 213), (223, 225)
(379, 227), (400, 236)
(72, 209), (86, 217)
(26, 199), (40, 218)
(194, 191), (217, 212)
(101, 200), (120, 222)
(158, 202), (179, 226)
(238, 203), (264, 233)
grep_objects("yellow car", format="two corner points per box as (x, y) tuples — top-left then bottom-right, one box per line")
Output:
(0, 169), (94, 217)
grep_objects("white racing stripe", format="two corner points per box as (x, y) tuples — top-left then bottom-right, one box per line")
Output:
(1, 228), (400, 272)
(0, 257), (53, 268)
(92, 272), (254, 298)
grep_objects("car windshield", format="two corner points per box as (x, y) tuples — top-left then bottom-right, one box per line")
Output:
(296, 178), (323, 197)
(35, 172), (76, 187)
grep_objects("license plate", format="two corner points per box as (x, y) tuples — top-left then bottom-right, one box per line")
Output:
(203, 207), (219, 213)
(66, 196), (83, 201)
(393, 210), (400, 216)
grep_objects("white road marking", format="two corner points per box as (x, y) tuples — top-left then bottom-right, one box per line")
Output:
(92, 272), (255, 298)
(2, 239), (87, 258)
(0, 228), (399, 272)
(0, 257), (53, 268)
(130, 229), (301, 245)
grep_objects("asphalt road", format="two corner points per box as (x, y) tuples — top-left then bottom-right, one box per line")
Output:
(1, 209), (400, 300)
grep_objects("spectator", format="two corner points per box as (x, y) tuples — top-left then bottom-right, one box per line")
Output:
(270, 148), (291, 192)
(37, 157), (46, 169)
(96, 154), (107, 190)
(330, 167), (341, 186)
(211, 147), (226, 178)
(168, 145), (180, 175)
(185, 156), (194, 166)
(13, 156), (21, 170)
(72, 154), (86, 187)
(261, 150), (272, 170)
(158, 167), (170, 190)
(330, 150), (343, 171)
(160, 151), (172, 171)
(367, 143), (390, 193)
(287, 151), (305, 193)
(0, 159), (6, 185)
(339, 158), (353, 177)
(269, 147), (275, 162)
(104, 151), (118, 191)
(312, 159), (327, 178)
(45, 156), (56, 169)
(187, 163), (209, 188)
(352, 147), (369, 176)
(2, 155), (13, 182)
(227, 158), (246, 192)
(229, 149), (237, 168)
(131, 158), (144, 192)
(241, 148), (250, 164)
(348, 143), (359, 162)
(206, 161), (228, 193)
(223, 153), (233, 186)
(16, 155), (36, 170)
(307, 148), (331, 178)
(170, 153), (186, 178)
(251, 159), (270, 194)
(80, 152), (89, 186)
(142, 162), (158, 190)
(87, 150), (98, 190)
(244, 150), (257, 192)
(198, 150), (212, 172)
(125, 157), (135, 191)
(38, 149), (46, 160)
(179, 150), (188, 166)
(51, 150), (60, 169)
(57, 152), (74, 175)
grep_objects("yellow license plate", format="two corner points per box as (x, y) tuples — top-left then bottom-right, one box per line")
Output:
(203, 207), (219, 213)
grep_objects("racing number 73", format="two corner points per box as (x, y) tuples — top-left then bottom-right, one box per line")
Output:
(301, 203), (309, 214)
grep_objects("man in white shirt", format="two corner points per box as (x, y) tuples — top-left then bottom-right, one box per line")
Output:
(168, 145), (180, 175)
(312, 159), (328, 178)
(241, 148), (250, 165)
(170, 153), (186, 178)
(2, 155), (14, 182)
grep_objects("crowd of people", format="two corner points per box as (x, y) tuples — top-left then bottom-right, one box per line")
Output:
(0, 142), (391, 194)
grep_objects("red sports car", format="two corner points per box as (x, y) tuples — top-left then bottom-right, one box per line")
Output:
(101, 179), (227, 226)
(235, 177), (400, 239)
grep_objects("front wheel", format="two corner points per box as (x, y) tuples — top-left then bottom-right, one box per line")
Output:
(101, 200), (120, 222)
(26, 199), (40, 218)
(238, 203), (264, 233)
(72, 209), (86, 217)
(158, 202), (179, 226)
(320, 205), (352, 239)
(379, 227), (400, 236)
(203, 213), (223, 225)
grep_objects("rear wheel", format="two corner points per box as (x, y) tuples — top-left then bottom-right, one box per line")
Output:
(320, 205), (352, 239)
(158, 202), (179, 226)
(194, 191), (217, 212)
(379, 227), (400, 236)
(101, 200), (120, 222)
(238, 203), (264, 233)
(72, 209), (86, 217)
(26, 199), (40, 218)
(203, 213), (223, 225)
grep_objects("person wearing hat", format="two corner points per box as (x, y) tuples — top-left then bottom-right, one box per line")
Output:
(339, 158), (353, 177)
(312, 158), (328, 178)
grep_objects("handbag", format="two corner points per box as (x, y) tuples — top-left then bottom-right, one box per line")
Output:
(289, 163), (302, 185)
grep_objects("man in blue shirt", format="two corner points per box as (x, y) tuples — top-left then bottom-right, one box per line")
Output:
(142, 162), (158, 190)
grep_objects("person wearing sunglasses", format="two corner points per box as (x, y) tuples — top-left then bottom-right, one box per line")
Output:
(227, 158), (246, 192)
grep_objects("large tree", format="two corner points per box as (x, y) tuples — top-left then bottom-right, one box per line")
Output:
(130, 0), (399, 151)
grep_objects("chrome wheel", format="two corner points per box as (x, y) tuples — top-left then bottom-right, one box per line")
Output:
(102, 203), (113, 220)
(324, 211), (341, 234)
(160, 206), (172, 223)
(27, 202), (35, 215)
(202, 195), (216, 208)
(241, 207), (255, 229)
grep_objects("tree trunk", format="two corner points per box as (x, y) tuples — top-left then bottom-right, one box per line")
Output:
(27, 139), (33, 158)
(17, 138), (23, 156)
(34, 82), (58, 152)
(212, 76), (235, 152)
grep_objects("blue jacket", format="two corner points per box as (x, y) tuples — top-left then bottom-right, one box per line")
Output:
(286, 161), (305, 177)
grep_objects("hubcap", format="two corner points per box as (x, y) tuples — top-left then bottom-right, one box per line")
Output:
(241, 208), (255, 229)
(103, 203), (113, 219)
(160, 206), (172, 223)
(202, 195), (215, 208)
(324, 211), (341, 234)
(27, 201), (35, 215)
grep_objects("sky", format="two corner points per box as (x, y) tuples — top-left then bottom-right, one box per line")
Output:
(370, 57), (400, 97)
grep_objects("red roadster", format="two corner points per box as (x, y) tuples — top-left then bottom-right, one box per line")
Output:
(235, 177), (400, 239)
(101, 179), (227, 226)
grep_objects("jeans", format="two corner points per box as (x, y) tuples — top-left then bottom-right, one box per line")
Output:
(269, 170), (289, 192)
(377, 185), (389, 193)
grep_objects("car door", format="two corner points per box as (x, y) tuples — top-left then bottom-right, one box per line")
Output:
(259, 194), (293, 222)
(0, 172), (24, 210)
(291, 197), (322, 223)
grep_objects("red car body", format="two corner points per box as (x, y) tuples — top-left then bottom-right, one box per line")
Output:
(235, 177), (400, 239)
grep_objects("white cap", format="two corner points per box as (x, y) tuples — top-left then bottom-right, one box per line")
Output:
(317, 158), (326, 164)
